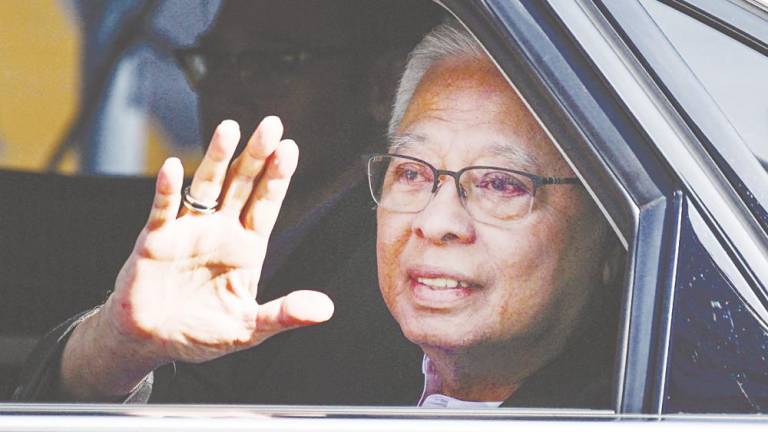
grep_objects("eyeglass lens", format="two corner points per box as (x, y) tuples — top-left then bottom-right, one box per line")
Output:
(368, 155), (535, 224)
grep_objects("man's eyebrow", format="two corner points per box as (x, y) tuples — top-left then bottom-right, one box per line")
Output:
(387, 133), (425, 154)
(487, 141), (542, 174)
(388, 133), (543, 174)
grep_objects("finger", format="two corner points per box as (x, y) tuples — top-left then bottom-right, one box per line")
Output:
(219, 116), (284, 215)
(252, 290), (334, 339)
(185, 120), (241, 213)
(146, 157), (184, 231)
(242, 139), (299, 236)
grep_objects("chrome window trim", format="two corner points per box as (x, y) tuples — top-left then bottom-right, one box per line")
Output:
(0, 405), (768, 430)
(662, 0), (768, 54)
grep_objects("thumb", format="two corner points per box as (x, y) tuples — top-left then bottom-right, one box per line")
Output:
(252, 290), (335, 338)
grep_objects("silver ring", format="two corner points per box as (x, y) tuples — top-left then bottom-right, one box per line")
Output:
(183, 186), (218, 215)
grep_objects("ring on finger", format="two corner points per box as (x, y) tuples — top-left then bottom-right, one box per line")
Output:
(183, 186), (219, 215)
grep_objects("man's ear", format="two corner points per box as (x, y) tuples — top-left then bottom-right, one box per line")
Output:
(366, 49), (410, 126)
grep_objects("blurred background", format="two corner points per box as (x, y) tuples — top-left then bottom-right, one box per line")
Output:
(0, 1), (221, 398)
(0, 0), (219, 177)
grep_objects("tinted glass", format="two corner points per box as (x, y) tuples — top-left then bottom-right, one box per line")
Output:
(664, 201), (768, 413)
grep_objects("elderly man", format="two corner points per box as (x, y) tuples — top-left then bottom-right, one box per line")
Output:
(16, 20), (619, 407)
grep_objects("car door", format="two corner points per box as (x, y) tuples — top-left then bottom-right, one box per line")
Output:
(444, 0), (768, 415)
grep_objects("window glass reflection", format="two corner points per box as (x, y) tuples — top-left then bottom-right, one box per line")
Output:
(665, 202), (768, 413)
(641, 0), (768, 172)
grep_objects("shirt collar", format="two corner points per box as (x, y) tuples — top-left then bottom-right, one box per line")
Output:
(418, 355), (503, 409)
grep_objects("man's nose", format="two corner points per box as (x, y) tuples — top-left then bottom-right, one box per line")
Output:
(412, 180), (476, 245)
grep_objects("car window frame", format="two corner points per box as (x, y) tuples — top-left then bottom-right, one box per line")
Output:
(596, 0), (768, 250)
(440, 0), (686, 415)
(597, 0), (768, 371)
(515, 0), (768, 415)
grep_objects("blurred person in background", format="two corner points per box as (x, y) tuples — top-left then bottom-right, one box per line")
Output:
(176, 0), (441, 233)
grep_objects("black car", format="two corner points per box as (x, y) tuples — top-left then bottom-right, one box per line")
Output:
(1, 0), (767, 428)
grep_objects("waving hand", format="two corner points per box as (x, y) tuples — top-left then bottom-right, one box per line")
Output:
(59, 117), (334, 401)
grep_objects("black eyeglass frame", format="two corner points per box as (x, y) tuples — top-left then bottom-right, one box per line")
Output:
(365, 153), (581, 217)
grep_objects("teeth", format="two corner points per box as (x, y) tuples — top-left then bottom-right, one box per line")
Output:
(416, 277), (470, 289)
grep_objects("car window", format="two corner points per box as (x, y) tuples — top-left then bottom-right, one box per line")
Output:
(665, 200), (768, 413)
(509, 0), (768, 415)
(1, 0), (628, 419)
(588, 0), (768, 414)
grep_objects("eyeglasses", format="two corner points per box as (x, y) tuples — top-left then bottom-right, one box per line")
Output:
(173, 45), (351, 90)
(366, 154), (580, 226)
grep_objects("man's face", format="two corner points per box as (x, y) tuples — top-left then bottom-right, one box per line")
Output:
(376, 57), (612, 354)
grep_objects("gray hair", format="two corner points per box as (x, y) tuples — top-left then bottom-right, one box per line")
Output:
(387, 20), (485, 141)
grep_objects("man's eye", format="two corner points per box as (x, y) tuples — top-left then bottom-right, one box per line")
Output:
(393, 163), (431, 185)
(477, 172), (529, 197)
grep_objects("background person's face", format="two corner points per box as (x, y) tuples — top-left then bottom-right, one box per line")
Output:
(196, 0), (362, 183)
(376, 57), (613, 354)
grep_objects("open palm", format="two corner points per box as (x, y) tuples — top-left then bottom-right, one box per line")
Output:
(102, 117), (333, 365)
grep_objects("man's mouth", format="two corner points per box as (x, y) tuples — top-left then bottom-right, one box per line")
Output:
(415, 277), (472, 290)
(406, 268), (482, 305)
